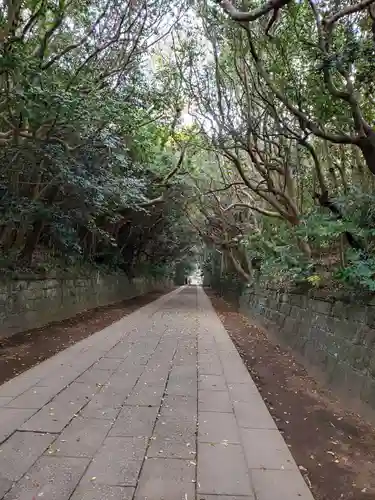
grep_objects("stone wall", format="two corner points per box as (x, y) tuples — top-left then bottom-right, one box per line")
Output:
(0, 273), (169, 339)
(240, 285), (375, 410)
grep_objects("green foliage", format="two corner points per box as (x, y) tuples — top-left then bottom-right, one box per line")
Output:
(335, 251), (375, 292)
(246, 189), (375, 292)
(182, 1), (375, 295)
(202, 250), (245, 301)
(4, 0), (375, 295)
(174, 259), (196, 285)
(242, 222), (313, 286)
(0, 0), (200, 277)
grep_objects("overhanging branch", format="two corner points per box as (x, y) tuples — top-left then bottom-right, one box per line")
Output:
(216, 0), (292, 22)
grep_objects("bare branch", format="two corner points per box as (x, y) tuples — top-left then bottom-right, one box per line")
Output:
(160, 148), (186, 186)
(324, 0), (375, 27)
(216, 0), (291, 22)
(203, 182), (245, 195)
(243, 28), (357, 144)
(223, 202), (283, 218)
(42, 1), (111, 70)
(227, 248), (251, 282)
(138, 195), (165, 208)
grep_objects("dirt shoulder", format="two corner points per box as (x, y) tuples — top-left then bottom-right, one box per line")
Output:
(209, 291), (375, 500)
(0, 290), (168, 386)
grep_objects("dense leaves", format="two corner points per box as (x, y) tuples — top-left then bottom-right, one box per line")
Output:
(183, 0), (375, 292)
(0, 0), (198, 277)
(2, 0), (375, 291)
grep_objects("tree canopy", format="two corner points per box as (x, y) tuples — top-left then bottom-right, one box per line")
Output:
(1, 0), (375, 291)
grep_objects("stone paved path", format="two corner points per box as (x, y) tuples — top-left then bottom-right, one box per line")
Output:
(0, 286), (315, 500)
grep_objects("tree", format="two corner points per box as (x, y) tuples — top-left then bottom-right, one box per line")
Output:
(172, 1), (375, 291)
(0, 0), (200, 276)
(211, 0), (375, 175)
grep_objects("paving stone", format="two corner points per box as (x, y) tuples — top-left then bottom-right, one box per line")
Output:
(168, 374), (197, 388)
(216, 341), (237, 353)
(144, 355), (171, 370)
(80, 377), (135, 417)
(129, 353), (154, 365)
(233, 401), (276, 430)
(35, 371), (81, 393)
(133, 353), (154, 365)
(155, 340), (178, 354)
(0, 477), (12, 499)
(198, 496), (254, 500)
(198, 360), (223, 375)
(55, 381), (99, 406)
(125, 384), (165, 406)
(84, 437), (147, 486)
(250, 469), (315, 500)
(3, 456), (89, 500)
(75, 368), (112, 386)
(152, 413), (196, 439)
(148, 354), (174, 368)
(228, 383), (260, 402)
(218, 352), (244, 366)
(109, 406), (158, 437)
(241, 428), (297, 470)
(222, 366), (251, 384)
(152, 342), (176, 355)
(148, 397), (197, 458)
(173, 351), (197, 367)
(0, 408), (36, 443)
(137, 366), (169, 386)
(93, 357), (124, 371)
(220, 359), (250, 384)
(160, 394), (197, 421)
(198, 341), (217, 354)
(71, 484), (135, 500)
(166, 378), (197, 398)
(19, 401), (82, 433)
(129, 343), (155, 355)
(147, 433), (196, 459)
(199, 390), (232, 413)
(0, 431), (55, 484)
(135, 458), (195, 500)
(101, 375), (138, 399)
(6, 385), (58, 409)
(20, 383), (97, 433)
(50, 417), (113, 458)
(0, 397), (13, 407)
(0, 373), (40, 398)
(79, 392), (122, 420)
(199, 375), (227, 392)
(115, 363), (146, 379)
(198, 442), (252, 496)
(199, 411), (240, 444)
(169, 364), (197, 380)
(104, 342), (132, 358)
(198, 349), (217, 360)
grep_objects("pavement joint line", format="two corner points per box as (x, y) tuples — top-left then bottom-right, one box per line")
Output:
(0, 286), (315, 500)
(66, 313), (172, 499)
(131, 323), (180, 499)
(215, 332), (256, 499)
(194, 288), (199, 500)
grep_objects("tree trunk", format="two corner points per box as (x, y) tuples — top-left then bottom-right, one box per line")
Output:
(317, 191), (365, 252)
(17, 220), (44, 265)
(12, 224), (29, 251)
(227, 249), (251, 282)
(0, 225), (14, 249)
(358, 131), (375, 176)
(298, 239), (312, 259)
(288, 216), (312, 259)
